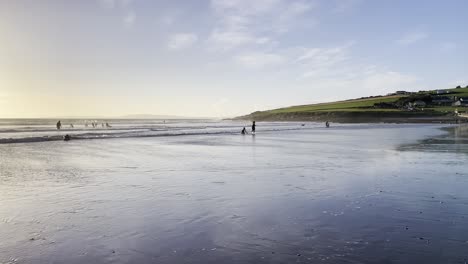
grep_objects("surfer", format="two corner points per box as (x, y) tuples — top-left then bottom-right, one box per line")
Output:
(241, 127), (248, 135)
(56, 120), (62, 130)
(106, 122), (112, 128)
(251, 121), (256, 134)
(63, 134), (71, 141)
(325, 121), (330, 128)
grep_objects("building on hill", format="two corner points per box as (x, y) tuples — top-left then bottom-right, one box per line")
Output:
(412, 100), (426, 108)
(453, 97), (468, 107)
(395, 91), (412, 95)
(436, 89), (450, 94)
(432, 96), (454, 105)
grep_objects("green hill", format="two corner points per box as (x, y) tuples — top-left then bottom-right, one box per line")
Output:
(236, 86), (468, 123)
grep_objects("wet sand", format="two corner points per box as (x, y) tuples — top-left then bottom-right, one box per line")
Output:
(1, 123), (468, 263)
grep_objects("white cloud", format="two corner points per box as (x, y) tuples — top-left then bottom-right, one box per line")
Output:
(234, 52), (285, 69)
(333, 0), (363, 13)
(98, 0), (136, 28)
(297, 42), (354, 78)
(360, 71), (418, 94)
(98, 0), (133, 9)
(296, 70), (419, 100)
(209, 0), (315, 50)
(209, 30), (270, 50)
(294, 42), (419, 96)
(396, 32), (428, 45)
(440, 42), (456, 52)
(168, 33), (199, 50)
(448, 79), (467, 88)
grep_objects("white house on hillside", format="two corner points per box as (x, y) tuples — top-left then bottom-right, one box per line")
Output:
(436, 90), (450, 94)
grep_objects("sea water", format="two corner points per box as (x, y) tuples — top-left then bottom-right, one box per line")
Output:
(1, 120), (467, 263)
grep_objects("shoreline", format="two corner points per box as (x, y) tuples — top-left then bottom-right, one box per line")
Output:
(234, 111), (468, 124)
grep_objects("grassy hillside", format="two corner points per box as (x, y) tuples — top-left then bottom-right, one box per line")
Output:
(237, 87), (468, 122)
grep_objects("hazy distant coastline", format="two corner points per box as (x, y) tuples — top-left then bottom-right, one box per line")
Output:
(0, 115), (215, 120)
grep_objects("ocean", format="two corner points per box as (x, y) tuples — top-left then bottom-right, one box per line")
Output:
(1, 119), (468, 263)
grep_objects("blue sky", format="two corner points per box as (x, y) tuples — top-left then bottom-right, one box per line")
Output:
(0, 0), (466, 117)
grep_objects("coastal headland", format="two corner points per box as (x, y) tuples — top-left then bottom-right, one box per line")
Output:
(236, 86), (468, 123)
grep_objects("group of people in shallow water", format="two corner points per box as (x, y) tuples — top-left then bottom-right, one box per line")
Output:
(85, 121), (112, 128)
(56, 120), (112, 130)
(56, 120), (113, 141)
(58, 119), (329, 140)
(241, 121), (255, 135)
(240, 120), (330, 134)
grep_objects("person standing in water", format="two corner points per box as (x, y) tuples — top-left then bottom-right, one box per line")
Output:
(56, 120), (62, 130)
(325, 121), (330, 128)
(251, 121), (256, 134)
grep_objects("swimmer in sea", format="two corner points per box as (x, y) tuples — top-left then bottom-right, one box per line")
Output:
(241, 127), (247, 135)
(251, 121), (256, 134)
(56, 120), (62, 130)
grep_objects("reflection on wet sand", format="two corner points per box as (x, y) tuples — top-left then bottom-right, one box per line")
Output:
(1, 124), (468, 263)
(399, 124), (468, 153)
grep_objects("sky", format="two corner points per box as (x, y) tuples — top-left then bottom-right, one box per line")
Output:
(0, 0), (467, 118)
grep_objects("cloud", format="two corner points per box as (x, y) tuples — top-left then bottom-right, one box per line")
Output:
(294, 42), (419, 96)
(360, 71), (418, 94)
(168, 33), (199, 50)
(234, 52), (285, 69)
(297, 42), (354, 78)
(396, 32), (428, 45)
(98, 0), (136, 28)
(448, 79), (467, 88)
(98, 0), (133, 9)
(209, 0), (315, 50)
(209, 30), (270, 50)
(332, 0), (363, 13)
(440, 42), (456, 52)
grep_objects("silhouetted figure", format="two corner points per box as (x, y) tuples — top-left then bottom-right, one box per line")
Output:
(70, 124), (74, 128)
(56, 120), (62, 130)
(241, 127), (247, 135)
(63, 134), (71, 141)
(251, 121), (256, 134)
(325, 121), (330, 128)
(106, 122), (112, 128)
